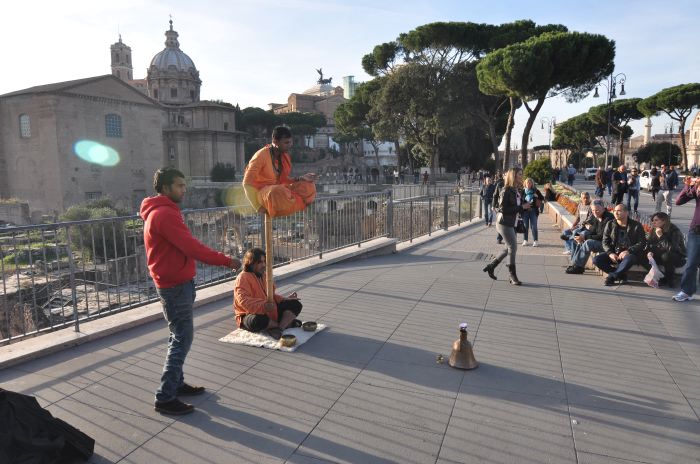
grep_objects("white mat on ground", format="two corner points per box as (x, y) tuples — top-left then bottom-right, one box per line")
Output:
(218, 323), (327, 352)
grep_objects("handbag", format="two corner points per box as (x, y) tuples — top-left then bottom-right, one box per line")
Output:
(515, 215), (526, 234)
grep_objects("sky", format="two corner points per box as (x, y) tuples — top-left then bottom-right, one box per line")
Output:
(2, 0), (698, 149)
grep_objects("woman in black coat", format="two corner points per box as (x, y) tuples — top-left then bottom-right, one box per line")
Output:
(646, 212), (686, 287)
(483, 167), (530, 285)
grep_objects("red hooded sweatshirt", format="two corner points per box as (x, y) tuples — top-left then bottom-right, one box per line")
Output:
(140, 195), (232, 288)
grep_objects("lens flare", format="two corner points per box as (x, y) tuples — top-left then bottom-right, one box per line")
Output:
(73, 140), (120, 166)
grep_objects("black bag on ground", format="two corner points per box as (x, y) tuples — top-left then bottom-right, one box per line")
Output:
(0, 388), (95, 463)
(515, 216), (526, 234)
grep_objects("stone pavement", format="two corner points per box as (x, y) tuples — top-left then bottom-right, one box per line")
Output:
(1, 212), (699, 463)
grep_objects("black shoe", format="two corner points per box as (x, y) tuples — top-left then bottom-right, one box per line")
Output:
(177, 383), (206, 396)
(267, 328), (283, 340)
(497, 239), (503, 245)
(565, 266), (585, 274)
(155, 399), (194, 415)
(289, 319), (303, 328)
(604, 276), (616, 286)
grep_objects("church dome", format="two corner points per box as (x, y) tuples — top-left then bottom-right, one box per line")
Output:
(148, 20), (197, 73)
(150, 48), (196, 72)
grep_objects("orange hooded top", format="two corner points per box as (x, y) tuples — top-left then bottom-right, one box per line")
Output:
(242, 145), (293, 211)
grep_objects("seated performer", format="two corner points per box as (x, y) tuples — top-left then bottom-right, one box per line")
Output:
(243, 126), (317, 218)
(233, 248), (302, 339)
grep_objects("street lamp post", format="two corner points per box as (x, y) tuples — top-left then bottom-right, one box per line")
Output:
(540, 116), (556, 164)
(664, 122), (675, 166)
(593, 72), (626, 169)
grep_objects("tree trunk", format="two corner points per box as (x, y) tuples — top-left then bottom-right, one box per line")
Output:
(679, 116), (689, 170)
(503, 97), (517, 171)
(488, 121), (500, 172)
(520, 97), (546, 169)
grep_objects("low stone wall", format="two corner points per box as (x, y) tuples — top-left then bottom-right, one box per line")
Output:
(0, 202), (31, 225)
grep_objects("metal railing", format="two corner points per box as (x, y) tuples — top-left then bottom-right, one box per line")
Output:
(1, 189), (479, 344)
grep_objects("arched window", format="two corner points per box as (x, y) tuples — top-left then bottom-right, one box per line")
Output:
(105, 114), (122, 137)
(19, 114), (31, 138)
(170, 88), (177, 98)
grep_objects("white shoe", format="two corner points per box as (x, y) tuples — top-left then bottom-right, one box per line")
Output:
(522, 240), (528, 246)
(562, 250), (571, 255)
(532, 241), (538, 247)
(672, 291), (694, 302)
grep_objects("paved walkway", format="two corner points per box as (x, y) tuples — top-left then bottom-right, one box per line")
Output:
(2, 212), (699, 463)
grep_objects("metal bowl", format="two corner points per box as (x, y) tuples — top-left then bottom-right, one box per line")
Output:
(280, 334), (297, 347)
(302, 321), (317, 332)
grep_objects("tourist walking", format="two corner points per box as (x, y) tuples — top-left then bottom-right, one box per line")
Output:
(673, 176), (700, 301)
(483, 168), (530, 285)
(656, 164), (679, 216)
(480, 175), (496, 227)
(521, 177), (544, 247)
(626, 167), (640, 214)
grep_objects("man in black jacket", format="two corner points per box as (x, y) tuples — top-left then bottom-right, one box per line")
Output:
(565, 200), (614, 274)
(593, 204), (647, 286)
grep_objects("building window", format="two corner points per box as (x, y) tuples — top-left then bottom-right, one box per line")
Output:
(190, 90), (195, 100)
(117, 70), (121, 79)
(105, 114), (122, 137)
(85, 191), (102, 201)
(169, 146), (176, 161)
(19, 114), (31, 138)
(224, 122), (229, 131)
(127, 54), (131, 64)
(153, 88), (159, 99)
(171, 88), (177, 98)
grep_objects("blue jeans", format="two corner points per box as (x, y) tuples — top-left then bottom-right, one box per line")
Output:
(627, 189), (639, 212)
(155, 280), (196, 403)
(562, 227), (589, 253)
(681, 230), (700, 296)
(606, 182), (612, 196)
(593, 253), (639, 278)
(522, 209), (538, 241)
(483, 200), (493, 225)
(571, 239), (604, 268)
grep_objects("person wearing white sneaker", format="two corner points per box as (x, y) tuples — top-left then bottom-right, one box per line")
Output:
(521, 178), (544, 249)
(532, 241), (538, 247)
(674, 176), (700, 302)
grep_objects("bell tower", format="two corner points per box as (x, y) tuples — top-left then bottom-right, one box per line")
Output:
(110, 35), (133, 82)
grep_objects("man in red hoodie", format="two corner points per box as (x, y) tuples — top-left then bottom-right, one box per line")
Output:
(141, 167), (241, 415)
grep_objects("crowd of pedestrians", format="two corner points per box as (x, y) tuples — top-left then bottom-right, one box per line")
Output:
(478, 164), (698, 303)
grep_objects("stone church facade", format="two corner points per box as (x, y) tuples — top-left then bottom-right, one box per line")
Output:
(0, 21), (245, 221)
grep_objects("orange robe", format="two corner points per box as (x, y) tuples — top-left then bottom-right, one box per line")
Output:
(242, 145), (316, 217)
(233, 271), (284, 328)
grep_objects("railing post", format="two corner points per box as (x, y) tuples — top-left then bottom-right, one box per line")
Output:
(386, 190), (394, 238)
(65, 225), (80, 332)
(478, 191), (483, 219)
(468, 192), (472, 220)
(443, 195), (449, 231)
(458, 193), (462, 225)
(409, 200), (413, 242)
(428, 197), (433, 236)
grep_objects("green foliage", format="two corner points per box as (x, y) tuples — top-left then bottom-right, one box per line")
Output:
(210, 162), (237, 182)
(278, 112), (326, 137)
(552, 113), (606, 151)
(60, 198), (131, 261)
(361, 20), (569, 171)
(477, 31), (615, 165)
(638, 83), (700, 169)
(633, 142), (681, 166)
(523, 157), (552, 184)
(238, 107), (281, 139)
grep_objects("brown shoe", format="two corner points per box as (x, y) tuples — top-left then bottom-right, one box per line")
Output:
(177, 383), (205, 396)
(155, 398), (194, 415)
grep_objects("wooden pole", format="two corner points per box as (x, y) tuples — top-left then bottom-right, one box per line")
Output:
(264, 213), (274, 303)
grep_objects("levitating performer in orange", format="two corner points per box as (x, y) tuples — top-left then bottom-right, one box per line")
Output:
(243, 126), (317, 217)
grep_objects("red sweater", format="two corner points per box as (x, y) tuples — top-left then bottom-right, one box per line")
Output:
(140, 196), (232, 288)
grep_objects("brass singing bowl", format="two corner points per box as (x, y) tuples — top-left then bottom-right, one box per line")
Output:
(302, 321), (317, 332)
(280, 334), (297, 347)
